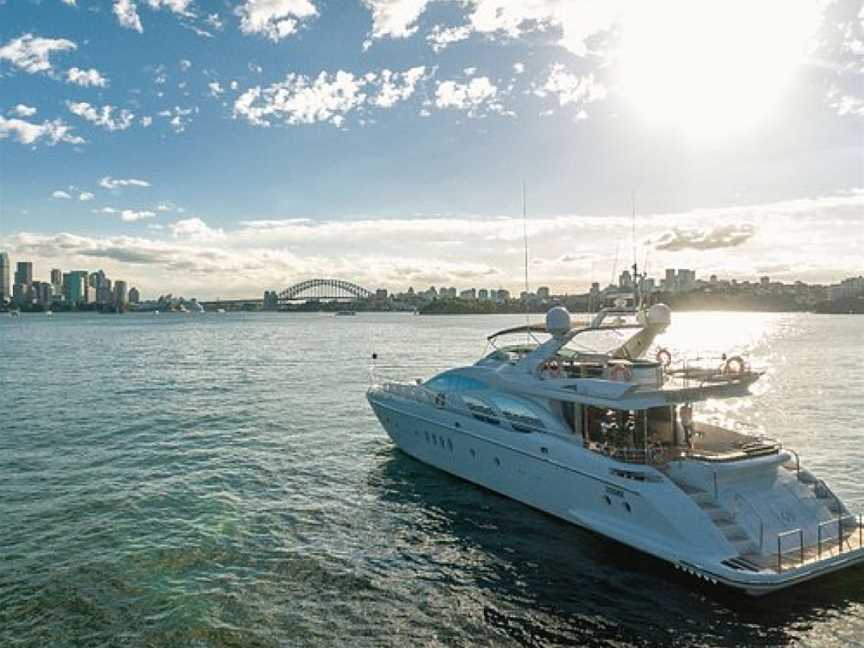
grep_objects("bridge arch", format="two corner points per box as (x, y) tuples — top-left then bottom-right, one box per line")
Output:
(278, 278), (372, 303)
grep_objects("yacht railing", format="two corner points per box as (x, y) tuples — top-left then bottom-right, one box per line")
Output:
(584, 443), (665, 465)
(775, 514), (864, 573)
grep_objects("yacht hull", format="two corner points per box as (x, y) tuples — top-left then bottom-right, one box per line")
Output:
(368, 391), (864, 596)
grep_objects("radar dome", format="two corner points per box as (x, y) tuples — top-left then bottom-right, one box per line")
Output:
(545, 306), (572, 337)
(647, 303), (672, 327)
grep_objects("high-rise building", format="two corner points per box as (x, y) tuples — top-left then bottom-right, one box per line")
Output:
(63, 271), (88, 306)
(15, 261), (33, 286)
(0, 252), (10, 303)
(51, 268), (62, 286)
(35, 282), (54, 306)
(664, 268), (676, 291)
(114, 280), (128, 305)
(618, 271), (632, 289)
(129, 287), (141, 304)
(478, 288), (489, 300)
(537, 286), (550, 300)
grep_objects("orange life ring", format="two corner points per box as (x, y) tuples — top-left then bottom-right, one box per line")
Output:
(609, 363), (632, 382)
(656, 348), (672, 367)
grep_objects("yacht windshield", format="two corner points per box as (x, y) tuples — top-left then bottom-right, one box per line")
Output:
(563, 325), (642, 355)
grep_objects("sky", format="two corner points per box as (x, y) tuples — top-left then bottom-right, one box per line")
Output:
(0, 0), (862, 299)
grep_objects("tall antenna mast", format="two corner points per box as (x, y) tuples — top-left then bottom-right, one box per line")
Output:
(610, 241), (620, 289)
(631, 190), (637, 277)
(522, 181), (530, 327)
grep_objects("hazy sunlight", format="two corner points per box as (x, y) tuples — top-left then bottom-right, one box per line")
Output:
(618, 0), (824, 141)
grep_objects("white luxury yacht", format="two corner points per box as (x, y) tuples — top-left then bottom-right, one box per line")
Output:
(367, 304), (864, 595)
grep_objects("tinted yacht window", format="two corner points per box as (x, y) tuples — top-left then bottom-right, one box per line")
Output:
(487, 395), (546, 433)
(424, 373), (486, 392)
(462, 394), (500, 425)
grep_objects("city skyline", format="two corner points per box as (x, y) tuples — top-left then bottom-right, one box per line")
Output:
(1, 1), (862, 299)
(4, 249), (861, 308)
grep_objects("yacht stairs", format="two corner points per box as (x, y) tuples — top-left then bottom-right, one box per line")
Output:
(674, 481), (764, 568)
(672, 467), (864, 575)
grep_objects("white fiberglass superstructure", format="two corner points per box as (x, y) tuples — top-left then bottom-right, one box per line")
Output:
(367, 304), (864, 595)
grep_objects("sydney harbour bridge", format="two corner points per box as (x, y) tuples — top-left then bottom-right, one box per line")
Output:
(200, 278), (376, 310)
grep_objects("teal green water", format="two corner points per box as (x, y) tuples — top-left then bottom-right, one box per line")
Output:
(2, 312), (863, 647)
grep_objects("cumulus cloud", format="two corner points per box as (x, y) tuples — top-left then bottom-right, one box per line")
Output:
(831, 93), (864, 117)
(467, 0), (624, 56)
(534, 64), (606, 108)
(9, 104), (38, 117)
(67, 102), (135, 131)
(0, 116), (85, 146)
(235, 0), (318, 41)
(52, 190), (72, 199)
(113, 0), (143, 32)
(157, 106), (196, 132)
(427, 24), (472, 52)
(99, 176), (151, 189)
(234, 68), (424, 127)
(112, 0), (193, 31)
(371, 66), (428, 108)
(78, 192), (95, 201)
(66, 67), (109, 87)
(434, 77), (503, 117)
(363, 0), (430, 40)
(97, 207), (157, 222)
(208, 81), (224, 96)
(653, 223), (757, 251)
(0, 33), (76, 74)
(169, 217), (225, 240)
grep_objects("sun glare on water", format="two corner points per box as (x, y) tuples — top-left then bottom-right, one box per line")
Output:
(617, 0), (824, 141)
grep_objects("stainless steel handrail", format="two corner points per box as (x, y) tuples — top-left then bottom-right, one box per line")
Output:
(777, 528), (805, 573)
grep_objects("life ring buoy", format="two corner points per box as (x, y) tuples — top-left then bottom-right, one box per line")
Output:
(656, 348), (672, 368)
(609, 363), (632, 382)
(723, 355), (745, 376)
(434, 393), (446, 408)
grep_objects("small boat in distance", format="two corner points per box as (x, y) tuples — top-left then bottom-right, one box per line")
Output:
(367, 303), (864, 595)
(336, 310), (357, 316)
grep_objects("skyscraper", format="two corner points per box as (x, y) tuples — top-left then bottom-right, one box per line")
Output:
(114, 281), (128, 306)
(15, 261), (33, 286)
(51, 268), (62, 287)
(63, 271), (88, 306)
(128, 287), (141, 304)
(0, 252), (9, 303)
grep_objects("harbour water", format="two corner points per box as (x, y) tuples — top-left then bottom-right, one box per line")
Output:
(1, 312), (863, 647)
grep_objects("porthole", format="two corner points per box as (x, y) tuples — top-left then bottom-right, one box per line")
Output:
(470, 449), (476, 458)
(447, 439), (453, 452)
(604, 496), (612, 505)
(494, 457), (501, 466)
(624, 502), (632, 513)
(454, 421), (461, 428)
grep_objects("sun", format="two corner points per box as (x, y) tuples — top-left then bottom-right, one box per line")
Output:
(616, 0), (823, 141)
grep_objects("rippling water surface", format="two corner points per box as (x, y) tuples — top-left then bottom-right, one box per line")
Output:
(2, 311), (863, 647)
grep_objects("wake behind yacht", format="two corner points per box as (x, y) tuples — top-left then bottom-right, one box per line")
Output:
(367, 304), (864, 595)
